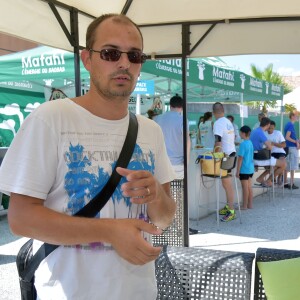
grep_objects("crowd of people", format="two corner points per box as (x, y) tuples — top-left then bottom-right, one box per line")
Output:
(150, 98), (299, 223)
(196, 109), (299, 220)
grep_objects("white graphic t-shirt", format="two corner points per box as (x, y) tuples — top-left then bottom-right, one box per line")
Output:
(213, 117), (236, 155)
(0, 98), (176, 300)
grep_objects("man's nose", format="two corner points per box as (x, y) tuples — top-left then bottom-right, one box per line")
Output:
(117, 53), (130, 69)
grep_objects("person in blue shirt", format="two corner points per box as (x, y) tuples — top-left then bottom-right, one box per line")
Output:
(155, 94), (191, 179)
(250, 117), (286, 187)
(283, 111), (299, 189)
(236, 126), (254, 209)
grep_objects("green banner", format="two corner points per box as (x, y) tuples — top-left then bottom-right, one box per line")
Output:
(0, 46), (90, 94)
(142, 59), (284, 101)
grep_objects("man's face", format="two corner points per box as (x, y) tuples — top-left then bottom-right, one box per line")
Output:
(268, 124), (275, 134)
(291, 114), (299, 122)
(82, 18), (143, 101)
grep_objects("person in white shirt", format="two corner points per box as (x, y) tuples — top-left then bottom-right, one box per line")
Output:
(266, 120), (286, 185)
(213, 102), (236, 222)
(0, 14), (176, 300)
(227, 115), (241, 145)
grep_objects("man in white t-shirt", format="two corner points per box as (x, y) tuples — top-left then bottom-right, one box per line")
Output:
(212, 102), (236, 222)
(266, 120), (286, 185)
(266, 120), (286, 159)
(0, 14), (176, 300)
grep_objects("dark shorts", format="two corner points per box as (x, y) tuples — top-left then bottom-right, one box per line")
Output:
(239, 173), (253, 180)
(271, 153), (286, 159)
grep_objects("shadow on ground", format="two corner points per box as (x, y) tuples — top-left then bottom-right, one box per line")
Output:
(0, 215), (21, 246)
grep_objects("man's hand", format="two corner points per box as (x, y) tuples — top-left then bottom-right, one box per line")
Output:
(108, 218), (162, 265)
(117, 167), (159, 205)
(117, 167), (176, 231)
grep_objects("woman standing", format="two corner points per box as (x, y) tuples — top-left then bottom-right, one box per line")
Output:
(198, 111), (214, 148)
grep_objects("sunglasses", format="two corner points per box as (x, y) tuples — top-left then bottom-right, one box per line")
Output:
(89, 48), (147, 64)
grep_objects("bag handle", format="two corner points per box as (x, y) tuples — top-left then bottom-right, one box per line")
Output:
(199, 159), (215, 189)
(21, 112), (138, 283)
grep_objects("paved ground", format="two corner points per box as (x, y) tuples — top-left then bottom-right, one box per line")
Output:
(1, 175), (300, 299)
(189, 180), (300, 253)
(0, 215), (27, 300)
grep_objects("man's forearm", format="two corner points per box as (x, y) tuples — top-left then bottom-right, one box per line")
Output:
(147, 182), (176, 229)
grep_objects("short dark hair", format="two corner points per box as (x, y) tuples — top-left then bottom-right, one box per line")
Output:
(260, 117), (271, 127)
(240, 125), (251, 136)
(227, 115), (234, 122)
(270, 120), (276, 126)
(212, 102), (224, 114)
(170, 94), (183, 108)
(86, 14), (143, 50)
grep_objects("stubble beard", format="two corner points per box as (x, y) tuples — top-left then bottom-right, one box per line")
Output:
(91, 72), (136, 101)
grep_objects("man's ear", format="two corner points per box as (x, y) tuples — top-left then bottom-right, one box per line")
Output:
(81, 49), (91, 71)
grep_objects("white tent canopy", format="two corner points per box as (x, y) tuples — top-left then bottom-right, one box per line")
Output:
(283, 86), (300, 111)
(1, 0), (300, 57)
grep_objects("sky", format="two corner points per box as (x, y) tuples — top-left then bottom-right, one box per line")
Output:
(218, 54), (300, 77)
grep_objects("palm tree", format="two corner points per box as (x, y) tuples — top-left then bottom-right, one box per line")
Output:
(284, 103), (297, 113)
(248, 64), (292, 113)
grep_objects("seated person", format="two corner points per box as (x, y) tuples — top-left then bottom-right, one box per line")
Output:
(250, 117), (286, 187)
(266, 120), (286, 184)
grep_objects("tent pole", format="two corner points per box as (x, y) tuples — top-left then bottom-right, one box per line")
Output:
(70, 8), (81, 97)
(182, 24), (190, 247)
(280, 99), (284, 133)
(241, 93), (244, 126)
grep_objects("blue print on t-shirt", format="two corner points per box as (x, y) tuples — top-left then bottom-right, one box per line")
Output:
(64, 143), (155, 216)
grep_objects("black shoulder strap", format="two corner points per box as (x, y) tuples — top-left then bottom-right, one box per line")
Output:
(75, 112), (138, 217)
(22, 112), (138, 282)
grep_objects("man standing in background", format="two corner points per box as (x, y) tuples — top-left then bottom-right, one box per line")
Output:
(155, 94), (191, 179)
(156, 94), (197, 234)
(284, 112), (299, 189)
(213, 102), (236, 222)
(253, 112), (266, 130)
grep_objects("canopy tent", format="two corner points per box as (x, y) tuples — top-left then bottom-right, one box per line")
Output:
(1, 0), (300, 57)
(0, 46), (92, 146)
(0, 45), (284, 146)
(0, 45), (90, 95)
(283, 87), (300, 111)
(1, 0), (300, 95)
(141, 58), (283, 103)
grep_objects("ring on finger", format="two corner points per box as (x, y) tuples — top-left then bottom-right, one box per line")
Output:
(145, 187), (151, 196)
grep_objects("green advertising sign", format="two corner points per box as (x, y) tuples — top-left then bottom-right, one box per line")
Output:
(0, 46), (90, 94)
(141, 58), (284, 101)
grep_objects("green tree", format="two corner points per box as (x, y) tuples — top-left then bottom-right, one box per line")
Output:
(284, 103), (297, 113)
(248, 64), (292, 114)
